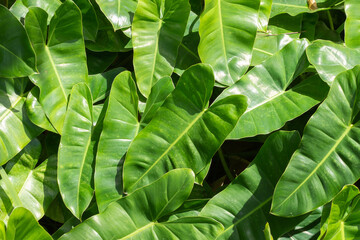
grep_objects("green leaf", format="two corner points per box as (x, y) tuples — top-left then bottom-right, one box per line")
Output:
(132, 0), (190, 97)
(319, 185), (360, 240)
(258, 0), (273, 32)
(0, 78), (42, 165)
(85, 29), (131, 52)
(6, 207), (52, 240)
(58, 83), (94, 219)
(345, 0), (360, 49)
(0, 139), (58, 223)
(95, 71), (140, 212)
(271, 66), (360, 217)
(60, 169), (223, 240)
(270, 0), (342, 17)
(10, 0), (61, 23)
(0, 5), (36, 78)
(73, 0), (99, 41)
(198, 0), (261, 85)
(218, 39), (328, 139)
(123, 64), (247, 193)
(95, 0), (137, 30)
(277, 208), (322, 239)
(264, 223), (274, 240)
(200, 131), (301, 240)
(24, 1), (88, 134)
(86, 50), (117, 75)
(25, 87), (57, 133)
(87, 67), (125, 103)
(140, 76), (174, 128)
(307, 40), (360, 85)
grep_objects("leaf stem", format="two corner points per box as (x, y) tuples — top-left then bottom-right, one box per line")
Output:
(327, 11), (334, 31)
(218, 148), (234, 181)
(0, 166), (22, 207)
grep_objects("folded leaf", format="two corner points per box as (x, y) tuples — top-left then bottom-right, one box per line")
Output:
(25, 1), (88, 134)
(0, 78), (42, 165)
(200, 131), (300, 240)
(307, 40), (360, 85)
(58, 83), (95, 219)
(123, 64), (247, 193)
(272, 66), (360, 217)
(73, 0), (99, 41)
(0, 5), (36, 78)
(132, 0), (190, 97)
(60, 169), (223, 240)
(10, 0), (61, 23)
(6, 207), (52, 240)
(198, 0), (261, 85)
(345, 0), (360, 49)
(95, 71), (140, 212)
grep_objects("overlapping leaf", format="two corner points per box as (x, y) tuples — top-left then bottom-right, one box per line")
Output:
(60, 169), (223, 240)
(24, 1), (88, 134)
(123, 64), (247, 193)
(0, 5), (36, 78)
(272, 66), (360, 217)
(132, 0), (190, 97)
(345, 0), (360, 49)
(0, 78), (42, 165)
(95, 71), (140, 212)
(217, 39), (328, 139)
(200, 131), (300, 240)
(198, 0), (261, 85)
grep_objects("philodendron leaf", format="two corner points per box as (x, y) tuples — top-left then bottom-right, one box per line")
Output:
(58, 83), (95, 219)
(198, 0), (260, 85)
(0, 78), (42, 165)
(345, 0), (360, 49)
(318, 185), (360, 239)
(0, 139), (58, 223)
(24, 1), (88, 134)
(132, 0), (190, 97)
(271, 66), (360, 217)
(270, 0), (342, 17)
(307, 40), (360, 85)
(95, 71), (140, 212)
(25, 87), (57, 133)
(258, 0), (273, 32)
(95, 0), (137, 31)
(60, 169), (223, 240)
(0, 5), (36, 78)
(73, 0), (99, 41)
(217, 39), (329, 139)
(200, 131), (301, 240)
(123, 64), (247, 193)
(10, 0), (61, 23)
(6, 207), (52, 240)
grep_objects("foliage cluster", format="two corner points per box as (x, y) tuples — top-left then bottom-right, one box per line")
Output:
(0, 0), (360, 239)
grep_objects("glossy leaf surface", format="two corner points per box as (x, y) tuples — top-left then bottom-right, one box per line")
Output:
(95, 0), (137, 30)
(0, 5), (36, 78)
(6, 207), (52, 240)
(60, 169), (223, 240)
(10, 0), (61, 23)
(95, 71), (140, 212)
(24, 1), (88, 134)
(217, 39), (328, 139)
(272, 66), (360, 217)
(345, 0), (360, 49)
(73, 0), (99, 41)
(0, 78), (42, 165)
(123, 64), (247, 192)
(200, 131), (300, 240)
(307, 40), (360, 85)
(198, 0), (260, 85)
(132, 0), (190, 97)
(58, 83), (94, 219)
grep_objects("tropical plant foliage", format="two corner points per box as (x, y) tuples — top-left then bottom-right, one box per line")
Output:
(0, 0), (360, 239)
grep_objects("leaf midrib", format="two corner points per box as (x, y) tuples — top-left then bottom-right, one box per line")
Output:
(129, 109), (206, 190)
(119, 222), (155, 240)
(275, 124), (354, 210)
